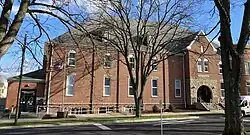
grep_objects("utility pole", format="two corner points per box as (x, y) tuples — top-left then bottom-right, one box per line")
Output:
(14, 34), (27, 125)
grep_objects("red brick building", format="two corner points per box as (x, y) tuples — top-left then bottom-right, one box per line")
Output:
(6, 30), (250, 114)
(6, 69), (45, 112)
(41, 30), (225, 114)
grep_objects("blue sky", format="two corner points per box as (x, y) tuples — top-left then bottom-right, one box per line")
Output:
(0, 0), (247, 78)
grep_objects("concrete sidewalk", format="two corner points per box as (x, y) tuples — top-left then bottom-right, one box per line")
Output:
(76, 110), (224, 118)
(0, 110), (224, 124)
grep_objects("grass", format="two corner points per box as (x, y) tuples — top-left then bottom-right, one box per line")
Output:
(0, 114), (195, 127)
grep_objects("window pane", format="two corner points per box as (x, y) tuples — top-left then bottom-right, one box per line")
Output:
(152, 80), (157, 87)
(69, 59), (76, 66)
(105, 78), (110, 85)
(221, 83), (224, 89)
(152, 88), (157, 96)
(66, 75), (75, 96)
(176, 89), (180, 97)
(104, 55), (111, 68)
(175, 80), (181, 89)
(247, 82), (250, 86)
(197, 60), (202, 72)
(221, 89), (225, 97)
(245, 62), (249, 75)
(129, 87), (134, 95)
(105, 87), (110, 96)
(69, 53), (75, 58)
(129, 78), (133, 87)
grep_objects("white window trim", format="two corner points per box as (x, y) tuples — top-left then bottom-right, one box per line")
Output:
(175, 79), (181, 98)
(128, 77), (134, 97)
(151, 78), (159, 97)
(66, 74), (75, 96)
(152, 57), (158, 72)
(219, 61), (222, 74)
(201, 45), (204, 53)
(247, 81), (250, 95)
(245, 61), (250, 75)
(204, 58), (209, 72)
(103, 76), (111, 96)
(128, 54), (135, 69)
(68, 50), (76, 67)
(197, 58), (202, 72)
(103, 53), (111, 69)
(221, 83), (225, 98)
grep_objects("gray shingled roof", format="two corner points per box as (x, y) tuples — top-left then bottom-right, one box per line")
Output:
(8, 69), (45, 83)
(51, 18), (198, 53)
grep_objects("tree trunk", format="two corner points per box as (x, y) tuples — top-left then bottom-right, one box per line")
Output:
(223, 55), (246, 135)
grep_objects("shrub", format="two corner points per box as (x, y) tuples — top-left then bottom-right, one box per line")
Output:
(169, 104), (176, 112)
(152, 105), (160, 113)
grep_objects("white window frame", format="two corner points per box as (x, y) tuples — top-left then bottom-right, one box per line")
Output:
(175, 79), (181, 98)
(204, 58), (209, 72)
(245, 61), (250, 75)
(197, 58), (202, 72)
(151, 78), (158, 97)
(219, 61), (222, 74)
(247, 81), (250, 95)
(128, 55), (135, 69)
(128, 77), (135, 97)
(103, 76), (111, 96)
(201, 45), (204, 53)
(152, 57), (158, 71)
(104, 53), (112, 68)
(66, 74), (75, 96)
(68, 50), (76, 67)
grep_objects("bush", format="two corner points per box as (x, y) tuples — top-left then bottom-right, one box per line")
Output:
(169, 104), (176, 112)
(152, 105), (160, 113)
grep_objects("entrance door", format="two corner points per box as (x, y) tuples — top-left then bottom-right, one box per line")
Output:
(197, 86), (212, 103)
(20, 89), (36, 112)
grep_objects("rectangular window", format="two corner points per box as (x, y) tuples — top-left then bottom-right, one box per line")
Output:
(104, 54), (112, 68)
(219, 63), (222, 74)
(204, 59), (209, 72)
(129, 56), (135, 69)
(175, 80), (181, 97)
(221, 83), (225, 97)
(152, 57), (158, 71)
(152, 79), (158, 97)
(245, 62), (250, 75)
(128, 78), (134, 96)
(68, 50), (76, 66)
(104, 77), (111, 96)
(66, 74), (75, 96)
(247, 82), (250, 95)
(197, 59), (202, 72)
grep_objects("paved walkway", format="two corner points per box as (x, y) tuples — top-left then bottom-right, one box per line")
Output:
(0, 110), (224, 124)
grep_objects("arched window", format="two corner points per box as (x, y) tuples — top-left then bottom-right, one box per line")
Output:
(68, 50), (76, 66)
(204, 59), (209, 72)
(197, 58), (202, 72)
(104, 53), (112, 68)
(152, 57), (157, 71)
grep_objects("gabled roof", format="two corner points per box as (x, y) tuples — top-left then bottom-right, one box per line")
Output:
(8, 69), (45, 83)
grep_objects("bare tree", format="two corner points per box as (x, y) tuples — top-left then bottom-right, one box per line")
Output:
(214, 0), (250, 134)
(82, 0), (202, 117)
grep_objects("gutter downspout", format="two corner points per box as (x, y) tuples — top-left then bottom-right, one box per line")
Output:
(183, 51), (187, 108)
(46, 43), (53, 114)
(162, 57), (166, 109)
(116, 51), (120, 112)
